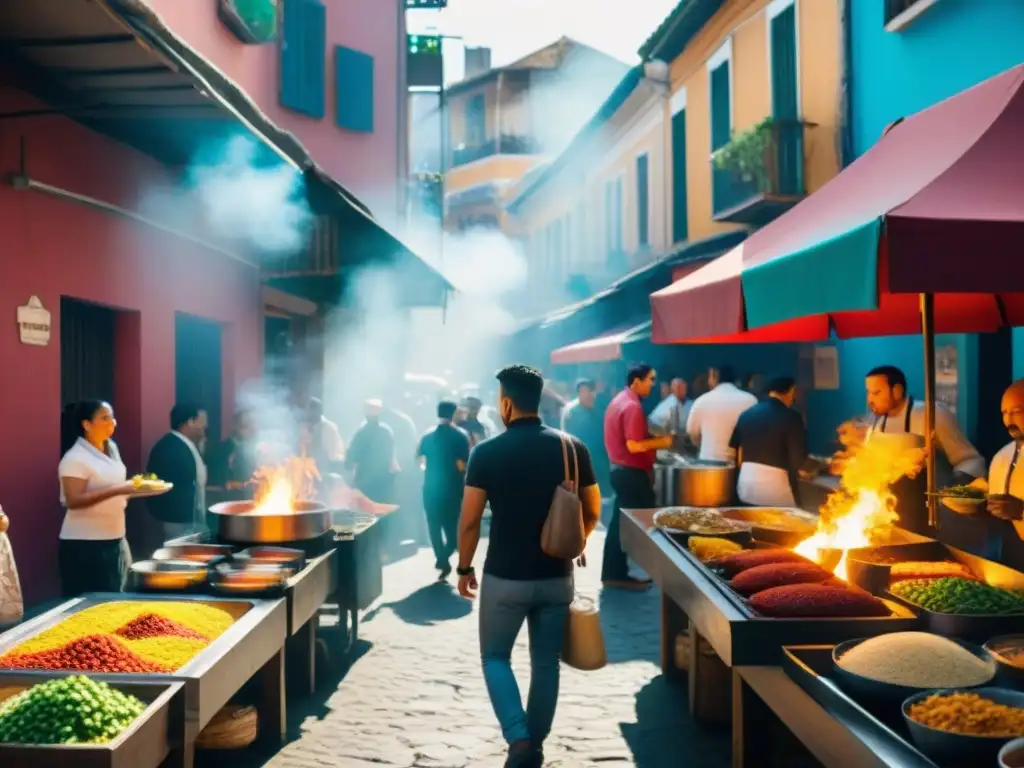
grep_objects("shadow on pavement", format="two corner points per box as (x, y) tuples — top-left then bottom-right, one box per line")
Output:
(620, 677), (731, 768)
(196, 625), (373, 768)
(362, 580), (472, 626)
(598, 586), (660, 665)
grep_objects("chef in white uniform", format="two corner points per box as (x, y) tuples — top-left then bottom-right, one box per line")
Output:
(981, 380), (1024, 569)
(686, 365), (758, 462)
(861, 365), (985, 536)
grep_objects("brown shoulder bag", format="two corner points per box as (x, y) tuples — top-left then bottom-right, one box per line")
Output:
(541, 432), (587, 559)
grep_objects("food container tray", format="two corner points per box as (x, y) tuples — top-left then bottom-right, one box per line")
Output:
(128, 560), (209, 594)
(782, 646), (939, 768)
(152, 544), (235, 566)
(0, 676), (184, 768)
(208, 564), (290, 598)
(657, 532), (919, 665)
(234, 546), (306, 572)
(884, 591), (1024, 643)
(846, 541), (1024, 596)
(718, 506), (819, 547)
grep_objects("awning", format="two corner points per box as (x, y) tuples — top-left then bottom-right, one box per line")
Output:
(0, 0), (451, 305)
(550, 321), (651, 365)
(651, 64), (1024, 343)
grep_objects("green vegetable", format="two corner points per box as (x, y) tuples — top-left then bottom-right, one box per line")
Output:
(938, 484), (986, 499)
(0, 675), (146, 745)
(891, 577), (1024, 615)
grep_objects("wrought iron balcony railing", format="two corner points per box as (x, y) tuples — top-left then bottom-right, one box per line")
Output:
(711, 118), (808, 225)
(450, 134), (542, 168)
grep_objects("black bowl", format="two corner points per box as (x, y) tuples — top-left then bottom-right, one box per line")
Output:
(903, 686), (1024, 763)
(986, 635), (1024, 686)
(833, 635), (996, 701)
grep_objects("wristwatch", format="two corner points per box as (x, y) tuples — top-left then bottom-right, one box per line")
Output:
(456, 565), (475, 577)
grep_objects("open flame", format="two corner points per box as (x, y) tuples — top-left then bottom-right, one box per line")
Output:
(248, 455), (320, 515)
(793, 428), (925, 580)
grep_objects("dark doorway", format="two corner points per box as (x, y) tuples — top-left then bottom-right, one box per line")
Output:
(977, 328), (1012, 461)
(60, 297), (116, 409)
(175, 313), (223, 446)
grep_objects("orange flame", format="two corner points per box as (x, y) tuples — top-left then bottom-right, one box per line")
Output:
(248, 455), (320, 515)
(794, 428), (925, 580)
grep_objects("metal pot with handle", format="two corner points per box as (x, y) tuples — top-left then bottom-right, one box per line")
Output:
(666, 460), (736, 508)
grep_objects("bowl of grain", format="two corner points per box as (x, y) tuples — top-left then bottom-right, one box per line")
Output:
(903, 688), (1024, 763)
(986, 635), (1024, 685)
(833, 632), (996, 701)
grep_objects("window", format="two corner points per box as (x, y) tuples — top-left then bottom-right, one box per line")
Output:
(670, 90), (688, 243)
(280, 0), (326, 119)
(604, 178), (623, 257)
(884, 0), (937, 31)
(636, 153), (650, 248)
(335, 46), (374, 133)
(768, 0), (798, 120)
(708, 38), (732, 151)
(465, 94), (486, 146)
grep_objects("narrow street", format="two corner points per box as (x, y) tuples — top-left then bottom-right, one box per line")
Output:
(223, 530), (730, 768)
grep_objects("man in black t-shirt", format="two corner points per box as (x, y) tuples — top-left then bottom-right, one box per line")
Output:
(457, 365), (601, 768)
(416, 400), (471, 580)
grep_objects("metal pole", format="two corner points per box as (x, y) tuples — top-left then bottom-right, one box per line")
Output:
(920, 292), (938, 529)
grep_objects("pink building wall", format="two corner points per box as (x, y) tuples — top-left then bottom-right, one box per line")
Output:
(143, 0), (406, 223)
(0, 84), (263, 603)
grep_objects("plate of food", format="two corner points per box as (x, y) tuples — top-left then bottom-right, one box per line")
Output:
(653, 507), (752, 543)
(931, 483), (987, 515)
(129, 473), (173, 496)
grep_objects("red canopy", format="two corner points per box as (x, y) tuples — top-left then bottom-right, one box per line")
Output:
(550, 321), (650, 364)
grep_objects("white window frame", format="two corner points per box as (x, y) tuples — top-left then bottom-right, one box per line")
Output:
(766, 0), (801, 118)
(885, 0), (939, 33)
(706, 36), (734, 138)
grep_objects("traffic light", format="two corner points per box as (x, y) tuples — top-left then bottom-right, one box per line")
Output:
(407, 34), (443, 88)
(405, 0), (447, 7)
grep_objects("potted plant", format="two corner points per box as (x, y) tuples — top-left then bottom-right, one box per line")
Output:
(712, 117), (774, 192)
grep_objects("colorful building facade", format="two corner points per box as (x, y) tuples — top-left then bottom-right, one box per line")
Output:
(803, 0), (1024, 455)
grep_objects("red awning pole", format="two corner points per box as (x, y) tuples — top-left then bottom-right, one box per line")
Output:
(920, 292), (938, 529)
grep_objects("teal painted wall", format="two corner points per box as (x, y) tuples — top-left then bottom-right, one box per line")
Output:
(803, 0), (1024, 454)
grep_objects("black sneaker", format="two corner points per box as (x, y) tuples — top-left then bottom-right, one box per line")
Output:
(438, 565), (452, 582)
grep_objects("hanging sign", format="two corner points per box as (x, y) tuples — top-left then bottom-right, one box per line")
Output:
(17, 296), (51, 346)
(813, 345), (840, 390)
(218, 0), (278, 45)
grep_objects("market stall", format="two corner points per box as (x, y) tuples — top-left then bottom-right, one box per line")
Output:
(622, 507), (1024, 767)
(0, 593), (287, 768)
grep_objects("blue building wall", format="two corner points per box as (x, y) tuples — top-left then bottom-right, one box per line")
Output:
(804, 0), (1024, 454)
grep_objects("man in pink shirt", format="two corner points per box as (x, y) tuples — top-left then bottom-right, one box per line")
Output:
(603, 364), (675, 589)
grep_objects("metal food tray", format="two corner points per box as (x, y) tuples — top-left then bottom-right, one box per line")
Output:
(846, 541), (1024, 642)
(0, 593), (287, 735)
(781, 646), (939, 768)
(152, 543), (235, 567)
(652, 530), (919, 665)
(0, 676), (184, 768)
(235, 546), (306, 573)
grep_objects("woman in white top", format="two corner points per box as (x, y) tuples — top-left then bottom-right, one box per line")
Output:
(58, 400), (146, 597)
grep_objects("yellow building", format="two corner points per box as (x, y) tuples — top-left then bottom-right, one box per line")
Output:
(645, 0), (843, 243)
(443, 37), (627, 233)
(504, 62), (670, 316)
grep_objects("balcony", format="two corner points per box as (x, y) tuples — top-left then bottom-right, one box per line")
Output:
(450, 133), (542, 168)
(711, 118), (808, 226)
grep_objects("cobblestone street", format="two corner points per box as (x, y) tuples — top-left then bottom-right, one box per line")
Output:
(221, 530), (731, 768)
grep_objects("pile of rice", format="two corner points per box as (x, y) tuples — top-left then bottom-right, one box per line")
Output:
(837, 632), (995, 688)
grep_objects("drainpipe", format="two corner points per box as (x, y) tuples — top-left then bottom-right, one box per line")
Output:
(396, 0), (410, 222)
(494, 70), (503, 155)
(839, 0), (856, 167)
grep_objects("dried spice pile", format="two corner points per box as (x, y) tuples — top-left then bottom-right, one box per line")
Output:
(0, 601), (236, 673)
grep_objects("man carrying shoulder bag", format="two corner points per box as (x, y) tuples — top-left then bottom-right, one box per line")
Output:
(457, 364), (602, 768)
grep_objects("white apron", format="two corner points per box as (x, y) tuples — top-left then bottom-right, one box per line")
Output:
(737, 462), (796, 507)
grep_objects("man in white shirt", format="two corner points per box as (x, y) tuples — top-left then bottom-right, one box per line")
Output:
(686, 366), (758, 462)
(649, 377), (693, 437)
(983, 380), (1024, 569)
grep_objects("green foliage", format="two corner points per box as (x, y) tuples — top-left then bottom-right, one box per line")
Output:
(712, 117), (774, 191)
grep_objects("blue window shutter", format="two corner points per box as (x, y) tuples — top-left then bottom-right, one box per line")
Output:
(671, 109), (688, 242)
(636, 153), (649, 247)
(280, 0), (326, 118)
(335, 46), (374, 132)
(710, 62), (731, 151)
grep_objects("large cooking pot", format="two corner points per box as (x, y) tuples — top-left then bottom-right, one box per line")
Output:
(664, 460), (736, 508)
(208, 500), (331, 543)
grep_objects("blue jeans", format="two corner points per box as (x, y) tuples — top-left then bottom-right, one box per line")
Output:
(479, 574), (573, 746)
